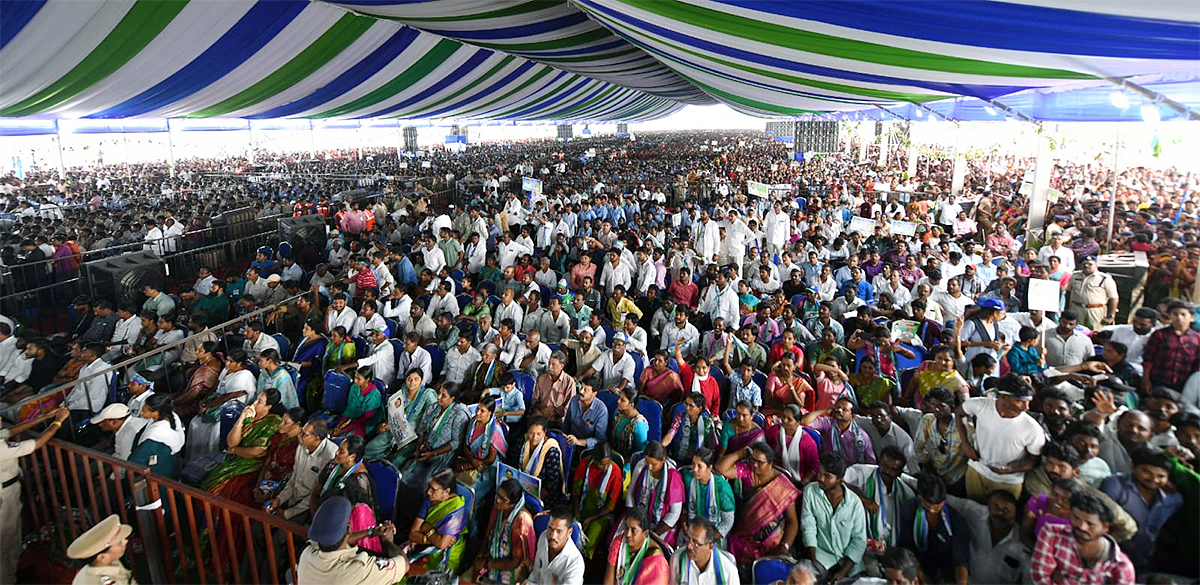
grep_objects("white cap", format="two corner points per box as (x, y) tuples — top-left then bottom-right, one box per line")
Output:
(91, 403), (130, 424)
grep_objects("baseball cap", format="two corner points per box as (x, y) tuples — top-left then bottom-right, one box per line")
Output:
(91, 403), (131, 424)
(977, 298), (1004, 310)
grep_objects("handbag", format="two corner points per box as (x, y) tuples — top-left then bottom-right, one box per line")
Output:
(406, 571), (452, 585)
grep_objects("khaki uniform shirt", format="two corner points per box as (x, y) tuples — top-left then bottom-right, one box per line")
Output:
(72, 562), (137, 585)
(0, 430), (34, 484)
(296, 543), (408, 585)
(1067, 271), (1118, 309)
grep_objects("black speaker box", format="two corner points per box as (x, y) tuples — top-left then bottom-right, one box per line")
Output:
(84, 251), (167, 309)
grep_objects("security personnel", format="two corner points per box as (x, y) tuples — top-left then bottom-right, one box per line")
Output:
(296, 496), (409, 585)
(1065, 255), (1119, 330)
(66, 514), (136, 585)
(0, 407), (69, 584)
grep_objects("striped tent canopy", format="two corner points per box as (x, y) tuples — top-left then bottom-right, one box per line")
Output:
(1, 0), (1197, 121)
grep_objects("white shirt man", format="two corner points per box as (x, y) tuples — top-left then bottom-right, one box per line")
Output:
(1044, 326), (1093, 368)
(497, 238), (533, 269)
(526, 522), (585, 585)
(381, 293), (412, 334)
(350, 311), (387, 339)
(394, 341), (432, 386)
(358, 334), (397, 388)
(1037, 240), (1076, 274)
(444, 340), (481, 386)
(660, 319), (700, 359)
(243, 330), (281, 360)
(193, 272), (216, 297)
(495, 299), (525, 333)
(0, 331), (19, 379)
(699, 280), (739, 326)
(694, 215), (720, 261)
(598, 257), (633, 296)
(765, 206), (790, 253)
(326, 302), (357, 334)
(274, 433), (338, 521)
(1099, 322), (1154, 374)
(515, 340), (552, 377)
(67, 354), (112, 414)
(427, 291), (460, 319)
(591, 346), (636, 390)
(144, 224), (166, 255)
(421, 243), (446, 273)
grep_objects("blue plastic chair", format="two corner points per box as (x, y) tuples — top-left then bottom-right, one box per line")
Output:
(547, 429), (573, 476)
(384, 318), (400, 338)
(322, 370), (352, 413)
(456, 294), (472, 309)
(667, 402), (687, 432)
(424, 344), (446, 378)
(450, 269), (465, 283)
(600, 324), (616, 348)
(512, 372), (536, 408)
(803, 426), (822, 450)
(631, 355), (645, 389)
(277, 241), (292, 259)
(637, 397), (663, 442)
(894, 342), (924, 372)
(367, 459), (401, 521)
(478, 280), (496, 296)
(455, 483), (476, 531)
(387, 338), (405, 373)
(597, 390), (620, 427)
(752, 371), (767, 392)
(753, 556), (796, 585)
(272, 333), (290, 358)
(666, 358), (681, 374)
(523, 492), (544, 515)
(352, 336), (368, 359)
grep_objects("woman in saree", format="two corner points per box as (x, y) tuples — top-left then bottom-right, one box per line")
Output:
(250, 406), (304, 506)
(718, 400), (764, 458)
(639, 351), (684, 404)
(902, 345), (969, 407)
(332, 366), (384, 438)
(763, 404), (820, 485)
(610, 388), (648, 473)
(365, 368), (438, 464)
(464, 478), (536, 585)
(311, 435), (383, 553)
(846, 356), (896, 408)
(322, 325), (355, 372)
(679, 448), (735, 546)
(172, 340), (221, 421)
(517, 416), (567, 507)
(406, 469), (468, 576)
(293, 318), (328, 412)
(570, 442), (623, 560)
(661, 391), (719, 464)
(453, 397), (508, 501)
(603, 507), (670, 585)
(201, 388), (285, 505)
(624, 441), (685, 546)
(715, 442), (801, 565)
(401, 382), (472, 493)
(764, 354), (815, 414)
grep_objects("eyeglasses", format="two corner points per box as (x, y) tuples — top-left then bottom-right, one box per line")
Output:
(751, 458), (771, 466)
(687, 539), (713, 548)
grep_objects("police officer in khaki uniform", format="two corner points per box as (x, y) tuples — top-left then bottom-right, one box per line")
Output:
(1065, 255), (1120, 330)
(297, 496), (409, 585)
(0, 406), (69, 585)
(67, 514), (136, 585)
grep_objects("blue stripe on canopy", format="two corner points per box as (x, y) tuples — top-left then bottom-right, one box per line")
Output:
(716, 0), (1200, 61)
(91, 1), (307, 118)
(0, 0), (45, 50)
(249, 26), (420, 119)
(421, 12), (590, 42)
(420, 61), (539, 118)
(357, 49), (494, 118)
(576, 0), (1029, 99)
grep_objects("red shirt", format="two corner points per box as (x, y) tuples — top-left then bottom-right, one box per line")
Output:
(667, 280), (699, 311)
(1143, 326), (1200, 390)
(1030, 524), (1134, 585)
(768, 343), (804, 370)
(677, 361), (720, 416)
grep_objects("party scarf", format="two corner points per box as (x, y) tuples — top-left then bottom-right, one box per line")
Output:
(682, 550), (728, 585)
(581, 462), (614, 510)
(617, 536), (650, 585)
(829, 418), (865, 461)
(913, 506), (953, 553)
(487, 494), (526, 560)
(637, 459), (674, 522)
(690, 473), (718, 523)
(863, 469), (895, 546)
(779, 426), (804, 478)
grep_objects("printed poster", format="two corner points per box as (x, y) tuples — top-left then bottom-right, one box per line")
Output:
(497, 462), (542, 499)
(849, 216), (876, 235)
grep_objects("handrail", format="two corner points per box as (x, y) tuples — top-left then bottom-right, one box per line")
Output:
(5, 289), (308, 422)
(2, 212), (293, 275)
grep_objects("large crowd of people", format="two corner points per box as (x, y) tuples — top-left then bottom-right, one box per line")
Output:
(1, 129), (1199, 585)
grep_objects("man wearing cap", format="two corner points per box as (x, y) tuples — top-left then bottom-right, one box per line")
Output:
(1066, 256), (1119, 330)
(67, 514), (135, 585)
(298, 496), (407, 585)
(1, 407), (70, 583)
(956, 374), (1045, 502)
